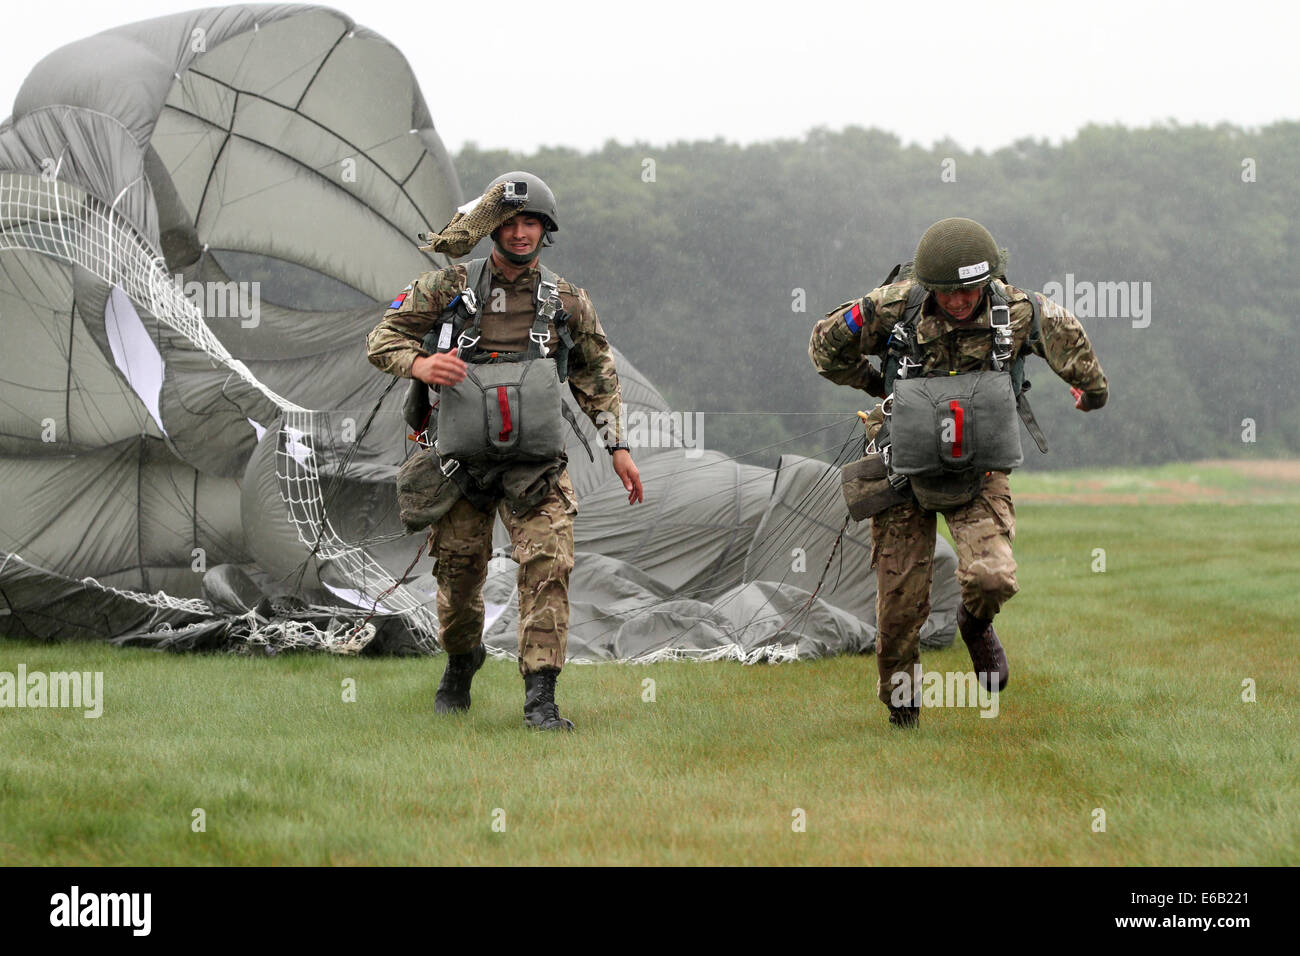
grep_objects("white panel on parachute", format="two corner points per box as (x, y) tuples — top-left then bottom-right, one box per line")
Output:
(104, 284), (167, 437)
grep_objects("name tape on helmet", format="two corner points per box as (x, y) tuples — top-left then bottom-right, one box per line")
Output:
(957, 261), (990, 280)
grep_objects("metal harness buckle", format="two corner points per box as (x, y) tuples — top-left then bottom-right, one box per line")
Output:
(439, 457), (460, 477)
(456, 331), (480, 353)
(529, 328), (551, 358)
(532, 280), (560, 358)
(990, 303), (1013, 367)
(537, 280), (559, 314)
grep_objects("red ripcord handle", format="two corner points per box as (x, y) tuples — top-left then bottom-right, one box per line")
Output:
(949, 400), (964, 458)
(497, 386), (512, 442)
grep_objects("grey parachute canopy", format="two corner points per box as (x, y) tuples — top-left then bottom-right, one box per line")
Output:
(0, 5), (959, 659)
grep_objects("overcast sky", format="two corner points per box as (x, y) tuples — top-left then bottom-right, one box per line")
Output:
(2, 0), (1296, 154)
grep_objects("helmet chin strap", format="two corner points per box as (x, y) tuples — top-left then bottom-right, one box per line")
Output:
(492, 235), (542, 265)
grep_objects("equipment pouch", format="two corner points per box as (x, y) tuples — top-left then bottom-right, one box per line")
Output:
(403, 380), (434, 435)
(395, 450), (462, 531)
(435, 358), (566, 464)
(889, 370), (1023, 476)
(908, 471), (984, 510)
(840, 453), (909, 520)
(403, 318), (458, 434)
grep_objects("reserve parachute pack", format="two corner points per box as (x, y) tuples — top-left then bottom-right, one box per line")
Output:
(840, 263), (1046, 516)
(878, 261), (1050, 463)
(889, 370), (1023, 475)
(403, 258), (592, 469)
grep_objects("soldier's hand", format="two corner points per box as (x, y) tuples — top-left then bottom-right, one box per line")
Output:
(411, 352), (467, 386)
(855, 358), (886, 398)
(1071, 386), (1092, 412)
(612, 450), (643, 505)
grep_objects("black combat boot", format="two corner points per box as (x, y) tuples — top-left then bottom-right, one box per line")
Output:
(958, 604), (1009, 693)
(522, 668), (575, 731)
(434, 644), (487, 714)
(888, 704), (919, 729)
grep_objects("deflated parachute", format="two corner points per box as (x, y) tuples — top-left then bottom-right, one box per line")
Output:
(0, 4), (458, 650)
(0, 6), (959, 659)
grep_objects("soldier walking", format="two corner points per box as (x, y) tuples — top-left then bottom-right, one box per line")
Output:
(368, 172), (643, 730)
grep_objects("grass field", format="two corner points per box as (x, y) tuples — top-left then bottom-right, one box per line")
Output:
(2, 462), (1297, 865)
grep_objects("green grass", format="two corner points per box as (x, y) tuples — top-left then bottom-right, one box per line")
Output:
(1008, 458), (1300, 505)
(3, 465), (1298, 865)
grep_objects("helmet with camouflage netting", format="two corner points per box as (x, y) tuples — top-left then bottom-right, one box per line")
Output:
(913, 218), (1008, 291)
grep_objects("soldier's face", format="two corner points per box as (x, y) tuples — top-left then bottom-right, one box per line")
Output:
(496, 214), (545, 257)
(934, 286), (985, 322)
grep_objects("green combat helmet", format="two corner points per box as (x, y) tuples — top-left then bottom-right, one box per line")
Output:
(487, 171), (558, 264)
(913, 217), (1009, 291)
(488, 170), (558, 234)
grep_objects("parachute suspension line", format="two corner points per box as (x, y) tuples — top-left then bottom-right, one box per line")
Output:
(239, 616), (376, 656)
(80, 575), (211, 615)
(675, 415), (862, 646)
(313, 375), (401, 530)
(286, 372), (404, 599)
(772, 515), (851, 641)
(564, 416), (865, 653)
(346, 529), (432, 644)
(643, 416), (858, 486)
(737, 419), (860, 565)
(612, 416), (860, 573)
(710, 422), (861, 643)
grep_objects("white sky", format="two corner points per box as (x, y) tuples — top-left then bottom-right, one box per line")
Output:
(1, 0), (1296, 154)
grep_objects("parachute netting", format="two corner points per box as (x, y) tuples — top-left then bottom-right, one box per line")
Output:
(0, 171), (436, 652)
(78, 576), (211, 616)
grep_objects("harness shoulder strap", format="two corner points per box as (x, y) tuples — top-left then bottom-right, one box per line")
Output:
(882, 283), (928, 396)
(534, 268), (586, 455)
(527, 264), (562, 360)
(1009, 291), (1048, 454)
(987, 284), (1013, 372)
(468, 256), (491, 301)
(454, 258), (492, 362)
(1008, 289), (1041, 397)
(901, 282), (926, 323)
(1026, 291), (1043, 348)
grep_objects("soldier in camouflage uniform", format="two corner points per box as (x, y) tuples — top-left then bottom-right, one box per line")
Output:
(809, 218), (1108, 728)
(368, 172), (643, 731)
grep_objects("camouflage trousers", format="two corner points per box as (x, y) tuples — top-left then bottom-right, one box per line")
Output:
(431, 469), (577, 675)
(869, 471), (1018, 704)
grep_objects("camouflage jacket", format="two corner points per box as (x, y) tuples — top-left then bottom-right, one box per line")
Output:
(809, 277), (1109, 409)
(367, 257), (625, 440)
